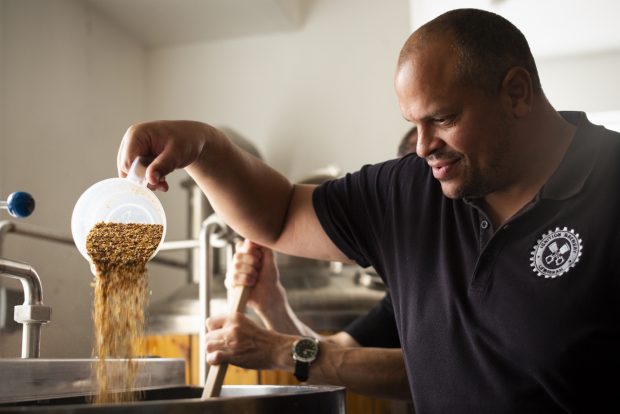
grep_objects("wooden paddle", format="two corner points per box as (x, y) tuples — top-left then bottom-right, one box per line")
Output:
(201, 285), (251, 399)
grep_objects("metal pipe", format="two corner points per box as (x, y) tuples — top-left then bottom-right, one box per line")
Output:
(0, 221), (15, 257)
(159, 240), (200, 251)
(182, 179), (214, 284)
(0, 258), (43, 307)
(0, 221), (72, 248)
(0, 258), (51, 358)
(21, 324), (41, 358)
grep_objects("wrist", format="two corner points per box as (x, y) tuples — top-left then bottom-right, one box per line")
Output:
(273, 335), (297, 371)
(291, 336), (320, 382)
(254, 287), (289, 324)
(187, 124), (227, 175)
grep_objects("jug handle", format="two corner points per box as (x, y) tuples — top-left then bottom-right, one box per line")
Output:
(127, 156), (154, 187)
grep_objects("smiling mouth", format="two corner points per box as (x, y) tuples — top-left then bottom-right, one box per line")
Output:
(429, 159), (460, 181)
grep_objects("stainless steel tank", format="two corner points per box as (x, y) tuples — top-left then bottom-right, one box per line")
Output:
(0, 386), (346, 414)
(0, 358), (346, 414)
(0, 358), (186, 404)
(147, 262), (385, 334)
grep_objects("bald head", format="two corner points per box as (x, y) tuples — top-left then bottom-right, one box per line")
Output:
(398, 9), (542, 96)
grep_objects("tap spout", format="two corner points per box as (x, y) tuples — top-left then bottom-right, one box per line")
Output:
(0, 258), (51, 358)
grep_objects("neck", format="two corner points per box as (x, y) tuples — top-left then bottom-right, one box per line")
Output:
(483, 105), (576, 228)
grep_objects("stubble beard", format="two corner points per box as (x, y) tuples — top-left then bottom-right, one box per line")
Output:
(441, 141), (513, 200)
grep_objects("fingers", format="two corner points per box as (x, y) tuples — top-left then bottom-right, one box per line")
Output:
(236, 239), (250, 253)
(206, 349), (225, 365)
(145, 142), (182, 189)
(118, 124), (152, 181)
(204, 313), (277, 369)
(116, 121), (207, 191)
(204, 313), (242, 365)
(206, 314), (226, 332)
(117, 129), (131, 178)
(237, 239), (263, 257)
(117, 123), (158, 177)
(228, 268), (257, 288)
(226, 241), (263, 288)
(205, 333), (228, 365)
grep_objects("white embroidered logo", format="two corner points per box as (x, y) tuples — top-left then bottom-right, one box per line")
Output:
(530, 227), (582, 278)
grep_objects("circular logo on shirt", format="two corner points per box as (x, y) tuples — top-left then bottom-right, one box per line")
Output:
(530, 227), (582, 278)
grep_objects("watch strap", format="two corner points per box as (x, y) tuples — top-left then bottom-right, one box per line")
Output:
(294, 360), (310, 382)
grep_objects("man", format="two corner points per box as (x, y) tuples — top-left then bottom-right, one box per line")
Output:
(117, 9), (620, 413)
(207, 128), (416, 400)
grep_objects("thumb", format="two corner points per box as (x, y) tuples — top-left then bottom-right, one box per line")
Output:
(238, 238), (253, 254)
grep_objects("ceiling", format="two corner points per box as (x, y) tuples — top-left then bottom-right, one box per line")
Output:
(87, 0), (620, 57)
(86, 0), (310, 47)
(410, 0), (620, 58)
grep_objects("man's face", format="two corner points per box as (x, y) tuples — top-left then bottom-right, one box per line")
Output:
(395, 39), (516, 200)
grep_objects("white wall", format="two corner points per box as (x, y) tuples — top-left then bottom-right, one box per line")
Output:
(0, 0), (6, 197)
(145, 0), (412, 182)
(0, 0), (146, 357)
(539, 50), (620, 113)
(0, 0), (412, 358)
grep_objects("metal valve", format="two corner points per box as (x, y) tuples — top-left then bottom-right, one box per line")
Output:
(1, 192), (35, 218)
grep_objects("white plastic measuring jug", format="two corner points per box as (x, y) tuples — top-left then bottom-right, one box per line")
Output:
(71, 157), (166, 269)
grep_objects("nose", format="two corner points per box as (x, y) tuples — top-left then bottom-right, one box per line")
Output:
(415, 125), (439, 159)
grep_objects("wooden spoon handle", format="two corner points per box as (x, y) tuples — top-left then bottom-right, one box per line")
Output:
(201, 285), (250, 399)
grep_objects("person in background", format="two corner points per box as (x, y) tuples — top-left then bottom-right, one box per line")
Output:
(208, 127), (418, 400)
(118, 8), (620, 413)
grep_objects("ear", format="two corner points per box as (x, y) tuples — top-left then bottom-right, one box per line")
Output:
(501, 67), (533, 118)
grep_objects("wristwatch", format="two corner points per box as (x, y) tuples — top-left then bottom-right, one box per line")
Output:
(292, 336), (319, 382)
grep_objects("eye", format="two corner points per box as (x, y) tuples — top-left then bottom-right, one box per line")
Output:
(433, 116), (455, 127)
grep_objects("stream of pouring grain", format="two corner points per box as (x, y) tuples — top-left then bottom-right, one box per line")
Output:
(86, 222), (163, 404)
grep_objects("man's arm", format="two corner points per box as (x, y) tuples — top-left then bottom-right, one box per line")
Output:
(205, 312), (410, 401)
(117, 121), (349, 262)
(227, 240), (360, 342)
(313, 342), (410, 400)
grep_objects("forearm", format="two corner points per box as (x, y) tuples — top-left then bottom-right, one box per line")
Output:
(312, 345), (410, 400)
(271, 339), (410, 400)
(255, 286), (323, 338)
(185, 125), (349, 262)
(256, 297), (359, 345)
(207, 313), (410, 401)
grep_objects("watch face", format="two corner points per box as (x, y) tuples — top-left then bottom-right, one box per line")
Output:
(293, 338), (319, 363)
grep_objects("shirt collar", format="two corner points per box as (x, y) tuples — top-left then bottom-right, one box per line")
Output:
(463, 111), (600, 210)
(540, 111), (600, 200)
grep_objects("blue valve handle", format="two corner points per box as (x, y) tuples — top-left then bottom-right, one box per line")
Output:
(0, 191), (35, 218)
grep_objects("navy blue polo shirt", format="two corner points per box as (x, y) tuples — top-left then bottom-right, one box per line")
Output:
(344, 293), (400, 348)
(313, 112), (620, 413)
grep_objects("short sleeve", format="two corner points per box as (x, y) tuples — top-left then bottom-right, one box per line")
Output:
(312, 160), (400, 268)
